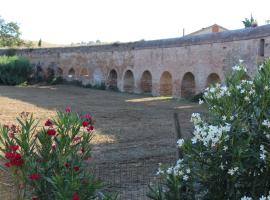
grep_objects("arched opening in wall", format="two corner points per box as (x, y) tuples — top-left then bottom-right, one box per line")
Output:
(123, 70), (134, 93)
(160, 71), (172, 96)
(93, 68), (105, 87)
(80, 67), (89, 77)
(68, 68), (75, 78)
(181, 72), (195, 98)
(46, 67), (55, 81)
(56, 68), (63, 77)
(140, 70), (152, 93)
(206, 73), (221, 87)
(259, 39), (265, 57)
(35, 64), (45, 81)
(108, 69), (118, 90)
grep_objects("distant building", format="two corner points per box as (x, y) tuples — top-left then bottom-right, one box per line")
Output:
(188, 24), (228, 36)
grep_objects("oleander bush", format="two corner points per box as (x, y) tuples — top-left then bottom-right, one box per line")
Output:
(0, 108), (116, 200)
(148, 59), (270, 200)
(0, 55), (32, 85)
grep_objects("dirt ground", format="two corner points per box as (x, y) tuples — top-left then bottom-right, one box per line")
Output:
(0, 85), (205, 163)
(0, 85), (206, 199)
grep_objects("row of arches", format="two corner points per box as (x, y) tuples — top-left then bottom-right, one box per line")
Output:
(109, 69), (221, 98)
(122, 70), (153, 94)
(45, 66), (221, 98)
(159, 72), (197, 97)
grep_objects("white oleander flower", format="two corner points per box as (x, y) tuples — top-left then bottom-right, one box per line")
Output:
(228, 167), (239, 175)
(177, 138), (185, 148)
(232, 65), (241, 71)
(156, 168), (164, 175)
(166, 167), (173, 174)
(191, 137), (197, 144)
(199, 99), (204, 105)
(262, 120), (270, 128)
(259, 64), (264, 70)
(240, 196), (252, 200)
(249, 89), (255, 95)
(190, 113), (202, 124)
(260, 144), (267, 161)
(220, 163), (224, 170)
(191, 122), (231, 148)
(259, 196), (266, 200)
(183, 175), (189, 181)
(244, 96), (250, 102)
(232, 64), (247, 72)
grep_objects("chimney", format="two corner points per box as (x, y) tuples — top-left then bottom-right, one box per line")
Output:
(212, 24), (219, 32)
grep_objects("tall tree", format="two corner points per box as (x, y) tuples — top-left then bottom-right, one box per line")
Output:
(38, 38), (42, 47)
(0, 16), (23, 47)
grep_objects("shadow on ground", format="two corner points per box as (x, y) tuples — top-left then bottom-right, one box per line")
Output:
(0, 85), (205, 163)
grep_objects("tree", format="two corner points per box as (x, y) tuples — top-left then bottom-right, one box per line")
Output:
(0, 16), (23, 47)
(38, 38), (42, 47)
(25, 41), (34, 48)
(242, 14), (258, 28)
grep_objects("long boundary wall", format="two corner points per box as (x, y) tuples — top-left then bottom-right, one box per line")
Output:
(2, 25), (270, 98)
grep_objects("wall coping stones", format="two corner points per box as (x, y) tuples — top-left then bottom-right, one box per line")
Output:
(1, 24), (270, 55)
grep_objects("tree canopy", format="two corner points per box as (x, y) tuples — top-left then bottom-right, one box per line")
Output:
(0, 16), (23, 47)
(242, 14), (258, 28)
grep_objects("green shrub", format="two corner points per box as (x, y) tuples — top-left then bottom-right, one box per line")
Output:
(45, 67), (55, 84)
(92, 82), (106, 90)
(0, 108), (116, 200)
(50, 76), (64, 85)
(0, 55), (32, 85)
(148, 59), (270, 200)
(82, 83), (93, 88)
(190, 92), (204, 102)
(4, 48), (17, 56)
(66, 79), (83, 87)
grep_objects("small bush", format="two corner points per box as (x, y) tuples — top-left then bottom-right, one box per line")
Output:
(67, 79), (83, 87)
(92, 82), (106, 90)
(4, 48), (17, 57)
(190, 92), (204, 102)
(50, 76), (64, 85)
(0, 108), (116, 200)
(82, 83), (93, 88)
(148, 59), (270, 200)
(0, 55), (32, 85)
(46, 67), (55, 83)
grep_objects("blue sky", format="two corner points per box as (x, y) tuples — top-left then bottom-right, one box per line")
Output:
(0, 0), (269, 44)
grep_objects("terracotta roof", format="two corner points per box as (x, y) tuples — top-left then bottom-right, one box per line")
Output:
(187, 24), (229, 36)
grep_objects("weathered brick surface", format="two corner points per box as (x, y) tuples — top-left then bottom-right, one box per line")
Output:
(1, 25), (270, 98)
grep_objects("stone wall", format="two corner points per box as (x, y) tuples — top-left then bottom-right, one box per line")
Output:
(1, 25), (270, 98)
